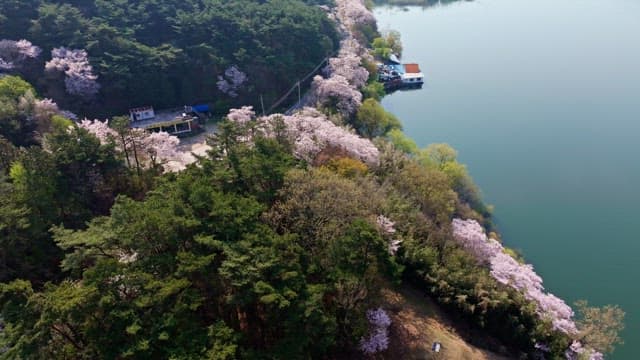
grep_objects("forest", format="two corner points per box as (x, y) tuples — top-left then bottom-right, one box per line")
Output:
(0, 0), (624, 359)
(0, 0), (338, 117)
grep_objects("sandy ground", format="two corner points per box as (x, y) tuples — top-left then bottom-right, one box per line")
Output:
(164, 122), (216, 172)
(163, 121), (512, 359)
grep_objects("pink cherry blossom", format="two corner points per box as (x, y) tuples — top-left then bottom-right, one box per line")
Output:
(451, 218), (503, 263)
(452, 218), (577, 334)
(60, 110), (79, 121)
(0, 39), (41, 70)
(33, 98), (60, 123)
(79, 119), (181, 172)
(139, 131), (181, 165)
(326, 39), (369, 88)
(360, 308), (391, 354)
(311, 75), (362, 116)
(565, 340), (604, 360)
(45, 47), (100, 99)
(226, 106), (256, 125)
(226, 106), (379, 165)
(15, 40), (42, 58)
(376, 215), (396, 235)
(376, 215), (402, 255)
(78, 119), (118, 144)
(306, 2), (373, 118)
(217, 65), (248, 98)
(335, 0), (376, 30)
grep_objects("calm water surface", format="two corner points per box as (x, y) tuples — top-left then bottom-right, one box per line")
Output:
(375, 1), (640, 358)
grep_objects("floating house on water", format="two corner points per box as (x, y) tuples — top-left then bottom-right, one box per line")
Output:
(377, 54), (424, 90)
(401, 63), (424, 85)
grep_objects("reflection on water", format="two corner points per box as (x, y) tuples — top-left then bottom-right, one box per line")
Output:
(375, 0), (640, 358)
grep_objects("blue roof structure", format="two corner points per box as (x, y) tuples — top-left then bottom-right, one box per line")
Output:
(192, 104), (210, 113)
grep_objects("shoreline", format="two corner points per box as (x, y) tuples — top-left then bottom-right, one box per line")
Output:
(360, 1), (615, 358)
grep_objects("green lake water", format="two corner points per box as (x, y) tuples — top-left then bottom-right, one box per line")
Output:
(374, 1), (640, 358)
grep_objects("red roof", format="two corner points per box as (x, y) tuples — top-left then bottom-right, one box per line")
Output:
(404, 63), (421, 73)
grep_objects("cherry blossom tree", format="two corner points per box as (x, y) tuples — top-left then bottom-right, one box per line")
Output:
(565, 340), (604, 360)
(311, 75), (362, 116)
(79, 119), (181, 172)
(217, 65), (248, 98)
(78, 119), (118, 144)
(225, 106), (379, 165)
(326, 39), (369, 88)
(45, 47), (100, 99)
(60, 110), (79, 121)
(451, 217), (503, 264)
(277, 107), (378, 164)
(306, 2), (373, 118)
(32, 99), (60, 124)
(360, 308), (391, 354)
(15, 91), (67, 136)
(0, 58), (11, 71)
(335, 0), (376, 30)
(226, 105), (256, 125)
(14, 40), (41, 58)
(138, 131), (180, 167)
(453, 219), (609, 358)
(451, 218), (577, 334)
(376, 215), (396, 235)
(376, 215), (402, 255)
(0, 39), (41, 70)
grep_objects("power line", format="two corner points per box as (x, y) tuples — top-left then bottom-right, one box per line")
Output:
(266, 51), (336, 114)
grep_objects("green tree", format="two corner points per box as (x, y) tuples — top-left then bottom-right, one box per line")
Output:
(0, 76), (37, 146)
(417, 143), (490, 218)
(575, 300), (625, 354)
(0, 136), (19, 172)
(361, 81), (385, 101)
(354, 98), (401, 138)
(371, 30), (402, 60)
(204, 119), (296, 204)
(385, 128), (419, 154)
(29, 3), (89, 48)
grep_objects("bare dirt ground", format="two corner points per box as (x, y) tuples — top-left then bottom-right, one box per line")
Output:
(164, 122), (216, 172)
(380, 285), (514, 360)
(162, 121), (512, 360)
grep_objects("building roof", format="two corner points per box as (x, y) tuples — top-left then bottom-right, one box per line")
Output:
(404, 63), (421, 73)
(130, 108), (195, 129)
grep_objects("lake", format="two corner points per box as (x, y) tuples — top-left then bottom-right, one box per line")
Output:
(374, 0), (640, 358)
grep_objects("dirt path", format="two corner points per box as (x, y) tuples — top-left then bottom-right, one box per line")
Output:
(381, 285), (514, 360)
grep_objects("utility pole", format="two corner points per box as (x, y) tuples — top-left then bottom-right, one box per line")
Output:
(297, 81), (301, 104)
(260, 94), (266, 116)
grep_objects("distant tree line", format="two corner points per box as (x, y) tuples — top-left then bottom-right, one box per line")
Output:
(0, 0), (624, 357)
(373, 0), (472, 7)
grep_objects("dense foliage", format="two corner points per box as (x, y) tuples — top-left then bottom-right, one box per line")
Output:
(1, 79), (622, 358)
(0, 0), (339, 117)
(0, 0), (624, 359)
(0, 109), (402, 358)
